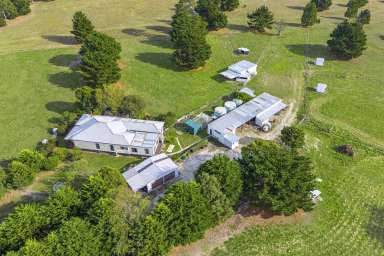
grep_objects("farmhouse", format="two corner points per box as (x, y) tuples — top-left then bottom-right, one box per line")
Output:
(64, 114), (164, 156)
(208, 93), (287, 149)
(220, 60), (257, 82)
(122, 153), (180, 192)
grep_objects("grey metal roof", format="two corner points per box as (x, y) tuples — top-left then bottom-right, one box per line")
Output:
(122, 154), (179, 192)
(208, 93), (287, 134)
(239, 87), (255, 97)
(228, 60), (257, 74)
(64, 114), (164, 148)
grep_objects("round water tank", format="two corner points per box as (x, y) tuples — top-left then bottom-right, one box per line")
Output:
(214, 107), (227, 118)
(224, 101), (237, 111)
(233, 99), (243, 106)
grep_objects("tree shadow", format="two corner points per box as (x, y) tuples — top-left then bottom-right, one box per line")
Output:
(135, 52), (182, 71)
(48, 71), (84, 89)
(286, 5), (304, 10)
(45, 101), (77, 114)
(321, 16), (346, 21)
(157, 19), (172, 25)
(379, 35), (384, 40)
(0, 193), (48, 221)
(336, 3), (348, 7)
(286, 44), (336, 60)
(140, 34), (173, 49)
(365, 206), (384, 246)
(121, 28), (146, 36)
(281, 22), (302, 28)
(49, 54), (79, 67)
(42, 35), (78, 46)
(227, 23), (249, 32)
(145, 25), (171, 34)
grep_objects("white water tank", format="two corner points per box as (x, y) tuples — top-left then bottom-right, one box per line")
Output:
(214, 107), (227, 118)
(233, 99), (243, 106)
(224, 101), (237, 111)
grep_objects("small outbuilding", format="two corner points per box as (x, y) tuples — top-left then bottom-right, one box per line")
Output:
(122, 153), (180, 193)
(239, 87), (255, 97)
(315, 83), (327, 93)
(236, 48), (250, 55)
(315, 57), (325, 66)
(220, 60), (257, 82)
(184, 113), (212, 135)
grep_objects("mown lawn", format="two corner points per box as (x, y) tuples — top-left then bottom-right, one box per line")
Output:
(212, 128), (384, 256)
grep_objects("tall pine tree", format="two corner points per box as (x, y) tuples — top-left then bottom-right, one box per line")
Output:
(311, 0), (332, 11)
(71, 11), (95, 43)
(247, 5), (274, 33)
(220, 0), (239, 12)
(196, 0), (227, 30)
(301, 2), (318, 27)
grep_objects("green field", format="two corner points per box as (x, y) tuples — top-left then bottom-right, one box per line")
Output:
(0, 0), (383, 254)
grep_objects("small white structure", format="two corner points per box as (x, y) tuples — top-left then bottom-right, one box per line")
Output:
(315, 83), (327, 93)
(208, 93), (287, 149)
(310, 189), (322, 202)
(51, 128), (58, 136)
(236, 47), (250, 55)
(123, 154), (180, 193)
(213, 107), (227, 119)
(220, 60), (257, 82)
(239, 87), (255, 97)
(224, 101), (237, 112)
(64, 114), (164, 157)
(315, 57), (325, 66)
(41, 139), (48, 144)
(233, 99), (243, 106)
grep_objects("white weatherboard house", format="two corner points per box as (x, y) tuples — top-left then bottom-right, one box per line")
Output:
(64, 114), (164, 156)
(208, 93), (287, 149)
(123, 154), (180, 192)
(220, 60), (257, 82)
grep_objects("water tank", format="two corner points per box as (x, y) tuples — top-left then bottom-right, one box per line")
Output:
(233, 99), (243, 106)
(224, 101), (237, 111)
(214, 107), (227, 118)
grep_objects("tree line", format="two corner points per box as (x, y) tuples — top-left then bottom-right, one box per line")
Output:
(0, 124), (316, 256)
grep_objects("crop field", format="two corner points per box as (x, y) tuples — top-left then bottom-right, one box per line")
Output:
(0, 0), (383, 254)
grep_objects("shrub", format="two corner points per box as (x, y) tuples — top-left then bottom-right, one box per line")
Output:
(247, 5), (274, 33)
(232, 91), (253, 102)
(36, 138), (57, 156)
(357, 9), (371, 25)
(301, 2), (318, 27)
(0, 168), (6, 198)
(0, 16), (6, 26)
(10, 0), (30, 15)
(155, 112), (176, 128)
(17, 150), (45, 171)
(118, 95), (146, 118)
(41, 156), (60, 171)
(0, 0), (18, 19)
(7, 161), (35, 188)
(220, 0), (239, 11)
(53, 148), (82, 162)
(281, 126), (305, 149)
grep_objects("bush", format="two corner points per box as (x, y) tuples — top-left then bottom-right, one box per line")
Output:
(17, 150), (45, 171)
(0, 16), (6, 27)
(36, 138), (57, 156)
(155, 112), (177, 128)
(357, 9), (371, 25)
(231, 91), (253, 102)
(41, 156), (60, 171)
(220, 0), (239, 11)
(0, 168), (6, 198)
(10, 0), (30, 15)
(196, 0), (227, 30)
(311, 0), (332, 11)
(0, 0), (18, 19)
(281, 126), (305, 149)
(118, 95), (146, 118)
(53, 148), (82, 162)
(247, 5), (274, 33)
(7, 161), (35, 188)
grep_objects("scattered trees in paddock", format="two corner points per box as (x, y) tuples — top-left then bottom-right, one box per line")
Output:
(281, 126), (305, 149)
(240, 140), (316, 215)
(345, 0), (359, 19)
(118, 95), (146, 118)
(71, 11), (95, 43)
(79, 31), (122, 87)
(247, 5), (275, 33)
(357, 9), (371, 25)
(196, 0), (227, 30)
(220, 0), (239, 12)
(0, 0), (18, 19)
(10, 0), (30, 16)
(171, 2), (212, 69)
(327, 21), (367, 58)
(0, 0), (31, 27)
(311, 0), (332, 11)
(347, 0), (368, 9)
(301, 2), (318, 27)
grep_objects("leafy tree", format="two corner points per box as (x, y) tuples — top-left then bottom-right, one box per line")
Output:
(132, 215), (168, 256)
(0, 0), (18, 19)
(357, 9), (371, 25)
(196, 155), (242, 207)
(41, 156), (60, 171)
(281, 126), (305, 149)
(7, 161), (34, 188)
(247, 5), (274, 33)
(75, 86), (97, 113)
(196, 0), (227, 30)
(10, 0), (30, 15)
(153, 182), (214, 246)
(56, 111), (79, 135)
(0, 204), (46, 253)
(240, 140), (315, 215)
(79, 31), (121, 87)
(301, 2), (318, 27)
(45, 218), (103, 256)
(311, 0), (332, 11)
(154, 112), (176, 128)
(0, 16), (6, 27)
(197, 173), (233, 223)
(94, 85), (124, 114)
(171, 5), (211, 69)
(347, 0), (368, 8)
(10, 239), (50, 256)
(327, 21), (367, 58)
(118, 95), (146, 118)
(71, 11), (94, 43)
(220, 0), (239, 11)
(345, 0), (359, 19)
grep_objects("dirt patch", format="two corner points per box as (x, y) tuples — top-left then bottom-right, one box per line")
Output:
(118, 60), (127, 69)
(169, 205), (309, 256)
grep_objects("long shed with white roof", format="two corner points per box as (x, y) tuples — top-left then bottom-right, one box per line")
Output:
(207, 93), (287, 149)
(123, 153), (179, 192)
(64, 114), (164, 156)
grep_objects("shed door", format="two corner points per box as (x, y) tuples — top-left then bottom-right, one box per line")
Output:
(152, 178), (163, 189)
(164, 171), (176, 183)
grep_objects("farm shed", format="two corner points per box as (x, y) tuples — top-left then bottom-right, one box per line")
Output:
(220, 60), (257, 81)
(64, 114), (164, 156)
(122, 153), (180, 192)
(208, 93), (287, 149)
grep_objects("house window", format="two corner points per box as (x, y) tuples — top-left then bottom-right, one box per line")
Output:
(96, 143), (100, 150)
(120, 146), (128, 150)
(145, 149), (150, 155)
(110, 145), (115, 151)
(131, 148), (138, 153)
